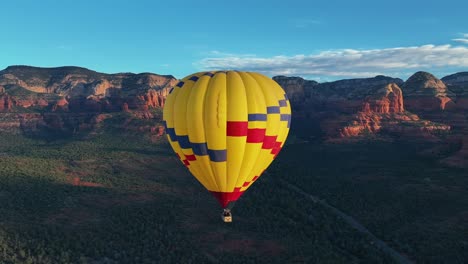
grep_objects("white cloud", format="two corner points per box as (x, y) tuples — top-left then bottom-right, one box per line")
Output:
(195, 44), (468, 78)
(453, 38), (468, 44)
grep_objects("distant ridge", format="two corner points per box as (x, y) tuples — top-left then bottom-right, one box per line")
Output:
(1, 65), (176, 79)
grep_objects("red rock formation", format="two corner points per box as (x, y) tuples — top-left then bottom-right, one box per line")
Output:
(272, 76), (318, 103)
(277, 75), (451, 139)
(132, 111), (154, 119)
(442, 72), (468, 110)
(0, 65), (177, 113)
(340, 113), (382, 137)
(36, 98), (49, 107)
(139, 89), (161, 108)
(15, 99), (33, 108)
(362, 83), (404, 113)
(13, 97), (50, 109)
(52, 98), (69, 112)
(0, 66), (176, 97)
(90, 80), (112, 96)
(402, 71), (455, 112)
(323, 82), (408, 137)
(1, 66), (464, 144)
(148, 125), (165, 136)
(339, 112), (450, 139)
(0, 94), (14, 111)
(137, 87), (172, 109)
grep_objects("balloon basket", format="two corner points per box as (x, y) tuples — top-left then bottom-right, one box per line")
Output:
(221, 209), (232, 223)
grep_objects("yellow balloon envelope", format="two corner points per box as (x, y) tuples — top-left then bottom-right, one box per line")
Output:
(163, 71), (291, 209)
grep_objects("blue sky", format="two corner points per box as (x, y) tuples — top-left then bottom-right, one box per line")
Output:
(1, 0), (467, 81)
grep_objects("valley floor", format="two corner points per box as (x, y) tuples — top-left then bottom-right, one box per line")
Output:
(0, 127), (466, 263)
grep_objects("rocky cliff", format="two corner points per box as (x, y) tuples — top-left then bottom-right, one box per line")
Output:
(276, 75), (449, 139)
(0, 66), (176, 136)
(442, 72), (468, 111)
(0, 65), (178, 112)
(0, 65), (466, 166)
(398, 72), (468, 133)
(1, 65), (467, 144)
(272, 76), (318, 104)
(401, 71), (456, 112)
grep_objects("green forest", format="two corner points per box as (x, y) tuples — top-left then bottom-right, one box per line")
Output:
(0, 115), (466, 263)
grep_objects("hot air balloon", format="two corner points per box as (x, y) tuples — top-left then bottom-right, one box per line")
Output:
(163, 71), (291, 222)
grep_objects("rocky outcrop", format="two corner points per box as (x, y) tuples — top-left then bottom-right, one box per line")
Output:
(15, 98), (49, 108)
(311, 75), (404, 113)
(0, 66), (464, 144)
(402, 71), (456, 112)
(51, 98), (69, 112)
(442, 72), (468, 111)
(0, 94), (14, 111)
(0, 113), (40, 133)
(335, 83), (415, 137)
(273, 76), (318, 104)
(362, 83), (404, 113)
(339, 112), (450, 139)
(397, 72), (468, 137)
(90, 79), (113, 96)
(138, 88), (171, 108)
(0, 66), (178, 111)
(336, 83), (408, 137)
(441, 72), (468, 93)
(276, 75), (449, 139)
(0, 66), (178, 112)
(0, 66), (177, 139)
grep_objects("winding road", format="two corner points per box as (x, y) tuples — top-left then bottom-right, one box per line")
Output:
(279, 179), (413, 264)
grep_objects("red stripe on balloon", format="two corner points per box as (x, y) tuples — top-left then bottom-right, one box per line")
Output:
(247, 128), (266, 143)
(226, 121), (248, 136)
(210, 190), (245, 208)
(262, 135), (277, 149)
(185, 154), (196, 161)
(274, 141), (282, 149)
(271, 145), (282, 155)
(271, 141), (283, 155)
